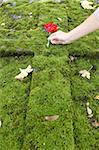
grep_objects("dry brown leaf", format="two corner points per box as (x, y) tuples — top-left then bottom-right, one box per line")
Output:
(57, 17), (62, 22)
(70, 56), (77, 62)
(95, 95), (99, 100)
(91, 120), (99, 128)
(86, 102), (93, 118)
(79, 70), (90, 79)
(81, 0), (94, 9)
(45, 115), (59, 121)
(15, 65), (33, 81)
(87, 107), (93, 118)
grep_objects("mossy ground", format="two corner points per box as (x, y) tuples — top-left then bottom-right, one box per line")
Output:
(0, 0), (99, 150)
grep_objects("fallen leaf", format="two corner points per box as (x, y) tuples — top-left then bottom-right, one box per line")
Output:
(15, 65), (33, 81)
(95, 95), (99, 100)
(70, 56), (77, 62)
(45, 115), (59, 121)
(86, 102), (93, 118)
(79, 70), (90, 79)
(24, 65), (33, 73)
(0, 120), (2, 127)
(87, 107), (93, 118)
(29, 12), (32, 16)
(44, 22), (58, 33)
(91, 120), (99, 128)
(81, 0), (94, 9)
(28, 12), (32, 18)
(57, 17), (62, 22)
(86, 102), (89, 106)
(1, 23), (5, 26)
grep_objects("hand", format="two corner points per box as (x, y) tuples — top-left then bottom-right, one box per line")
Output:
(48, 30), (71, 45)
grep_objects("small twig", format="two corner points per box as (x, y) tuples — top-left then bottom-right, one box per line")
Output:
(88, 65), (93, 72)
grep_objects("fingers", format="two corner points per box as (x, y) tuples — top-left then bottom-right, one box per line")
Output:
(51, 39), (60, 44)
(48, 30), (61, 40)
(50, 38), (65, 44)
(48, 31), (60, 44)
(48, 36), (59, 44)
(48, 30), (65, 45)
(49, 33), (56, 38)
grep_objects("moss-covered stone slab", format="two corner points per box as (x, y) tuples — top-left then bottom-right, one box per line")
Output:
(66, 31), (99, 56)
(0, 0), (99, 149)
(0, 2), (39, 31)
(73, 101), (99, 150)
(0, 56), (33, 150)
(70, 58), (99, 99)
(0, 29), (69, 56)
(31, 55), (70, 87)
(22, 81), (74, 150)
(0, 30), (45, 56)
(21, 55), (74, 149)
(70, 58), (99, 149)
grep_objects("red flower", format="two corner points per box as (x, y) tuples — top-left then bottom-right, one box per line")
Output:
(44, 22), (58, 33)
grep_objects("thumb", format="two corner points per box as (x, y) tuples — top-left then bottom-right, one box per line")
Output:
(50, 36), (61, 44)
(51, 39), (60, 44)
(48, 36), (59, 43)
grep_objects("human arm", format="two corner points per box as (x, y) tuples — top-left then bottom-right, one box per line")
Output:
(48, 8), (99, 44)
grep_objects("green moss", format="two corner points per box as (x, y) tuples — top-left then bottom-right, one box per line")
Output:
(67, 0), (92, 29)
(73, 101), (99, 150)
(0, 30), (69, 57)
(66, 31), (99, 56)
(38, 3), (68, 30)
(0, 2), (39, 31)
(0, 56), (33, 150)
(65, 0), (99, 56)
(0, 0), (99, 149)
(70, 58), (99, 149)
(70, 58), (99, 99)
(22, 80), (74, 150)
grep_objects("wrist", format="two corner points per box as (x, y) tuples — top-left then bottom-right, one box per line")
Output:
(64, 32), (74, 44)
